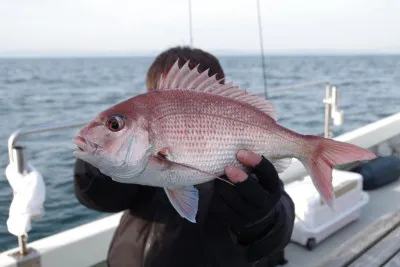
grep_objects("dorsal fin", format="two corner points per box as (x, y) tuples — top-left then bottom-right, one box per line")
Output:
(156, 59), (277, 121)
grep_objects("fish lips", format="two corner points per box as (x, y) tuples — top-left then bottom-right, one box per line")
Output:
(72, 136), (100, 156)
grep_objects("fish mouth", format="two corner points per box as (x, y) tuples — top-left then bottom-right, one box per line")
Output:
(72, 136), (100, 154)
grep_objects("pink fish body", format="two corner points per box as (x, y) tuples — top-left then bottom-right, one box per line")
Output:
(73, 60), (377, 223)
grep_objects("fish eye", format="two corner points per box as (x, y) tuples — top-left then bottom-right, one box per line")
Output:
(106, 115), (125, 132)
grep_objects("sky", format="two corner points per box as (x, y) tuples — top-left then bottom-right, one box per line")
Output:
(0, 0), (399, 56)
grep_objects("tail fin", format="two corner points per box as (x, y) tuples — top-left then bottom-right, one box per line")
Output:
(299, 136), (377, 210)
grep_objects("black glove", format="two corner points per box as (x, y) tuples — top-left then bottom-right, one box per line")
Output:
(209, 156), (284, 246)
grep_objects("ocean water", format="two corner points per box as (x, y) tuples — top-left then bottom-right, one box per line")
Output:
(0, 55), (399, 251)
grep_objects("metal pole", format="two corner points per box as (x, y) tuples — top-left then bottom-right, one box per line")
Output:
(256, 0), (268, 98)
(18, 235), (28, 256)
(188, 0), (193, 47)
(12, 146), (29, 256)
(12, 146), (28, 174)
(8, 122), (88, 163)
(324, 82), (331, 138)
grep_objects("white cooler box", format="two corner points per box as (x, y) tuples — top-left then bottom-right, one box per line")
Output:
(284, 169), (369, 250)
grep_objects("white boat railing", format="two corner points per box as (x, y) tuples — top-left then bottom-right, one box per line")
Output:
(1, 81), (344, 266)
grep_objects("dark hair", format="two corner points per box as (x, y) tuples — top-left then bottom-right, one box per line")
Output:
(146, 46), (225, 91)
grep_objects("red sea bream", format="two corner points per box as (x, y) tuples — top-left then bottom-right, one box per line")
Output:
(72, 59), (377, 223)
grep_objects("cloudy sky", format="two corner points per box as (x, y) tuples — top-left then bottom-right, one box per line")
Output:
(0, 0), (399, 56)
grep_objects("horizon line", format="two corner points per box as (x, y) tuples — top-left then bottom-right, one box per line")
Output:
(1, 49), (399, 58)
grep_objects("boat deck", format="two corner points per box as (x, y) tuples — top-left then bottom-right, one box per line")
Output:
(284, 178), (400, 267)
(318, 207), (400, 267)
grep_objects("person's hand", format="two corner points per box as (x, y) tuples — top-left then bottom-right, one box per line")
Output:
(209, 150), (283, 243)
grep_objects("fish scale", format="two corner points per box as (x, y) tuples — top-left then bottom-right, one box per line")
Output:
(153, 110), (269, 175)
(73, 59), (377, 223)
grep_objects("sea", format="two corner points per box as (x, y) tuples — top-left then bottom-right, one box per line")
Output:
(0, 55), (399, 251)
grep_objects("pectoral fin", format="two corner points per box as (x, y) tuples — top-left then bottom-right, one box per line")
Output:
(164, 186), (199, 223)
(154, 148), (234, 223)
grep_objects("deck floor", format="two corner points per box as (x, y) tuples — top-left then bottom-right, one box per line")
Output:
(316, 207), (400, 266)
(284, 178), (400, 267)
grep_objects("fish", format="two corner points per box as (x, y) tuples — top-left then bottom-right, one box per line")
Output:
(72, 59), (377, 223)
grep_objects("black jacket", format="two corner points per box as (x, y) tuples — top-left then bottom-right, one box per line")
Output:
(73, 158), (295, 267)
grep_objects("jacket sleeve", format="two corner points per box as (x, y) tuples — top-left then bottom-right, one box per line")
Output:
(239, 186), (295, 263)
(73, 158), (145, 213)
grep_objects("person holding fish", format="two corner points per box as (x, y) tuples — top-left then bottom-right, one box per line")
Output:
(73, 46), (376, 267)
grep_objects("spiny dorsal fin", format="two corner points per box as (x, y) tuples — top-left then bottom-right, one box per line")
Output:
(156, 59), (277, 121)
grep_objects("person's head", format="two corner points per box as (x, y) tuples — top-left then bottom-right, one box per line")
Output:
(146, 46), (225, 91)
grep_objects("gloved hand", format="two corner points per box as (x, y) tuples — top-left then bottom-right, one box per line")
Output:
(210, 150), (283, 244)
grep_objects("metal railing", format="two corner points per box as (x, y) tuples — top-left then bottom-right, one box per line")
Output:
(5, 81), (343, 258)
(8, 122), (88, 163)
